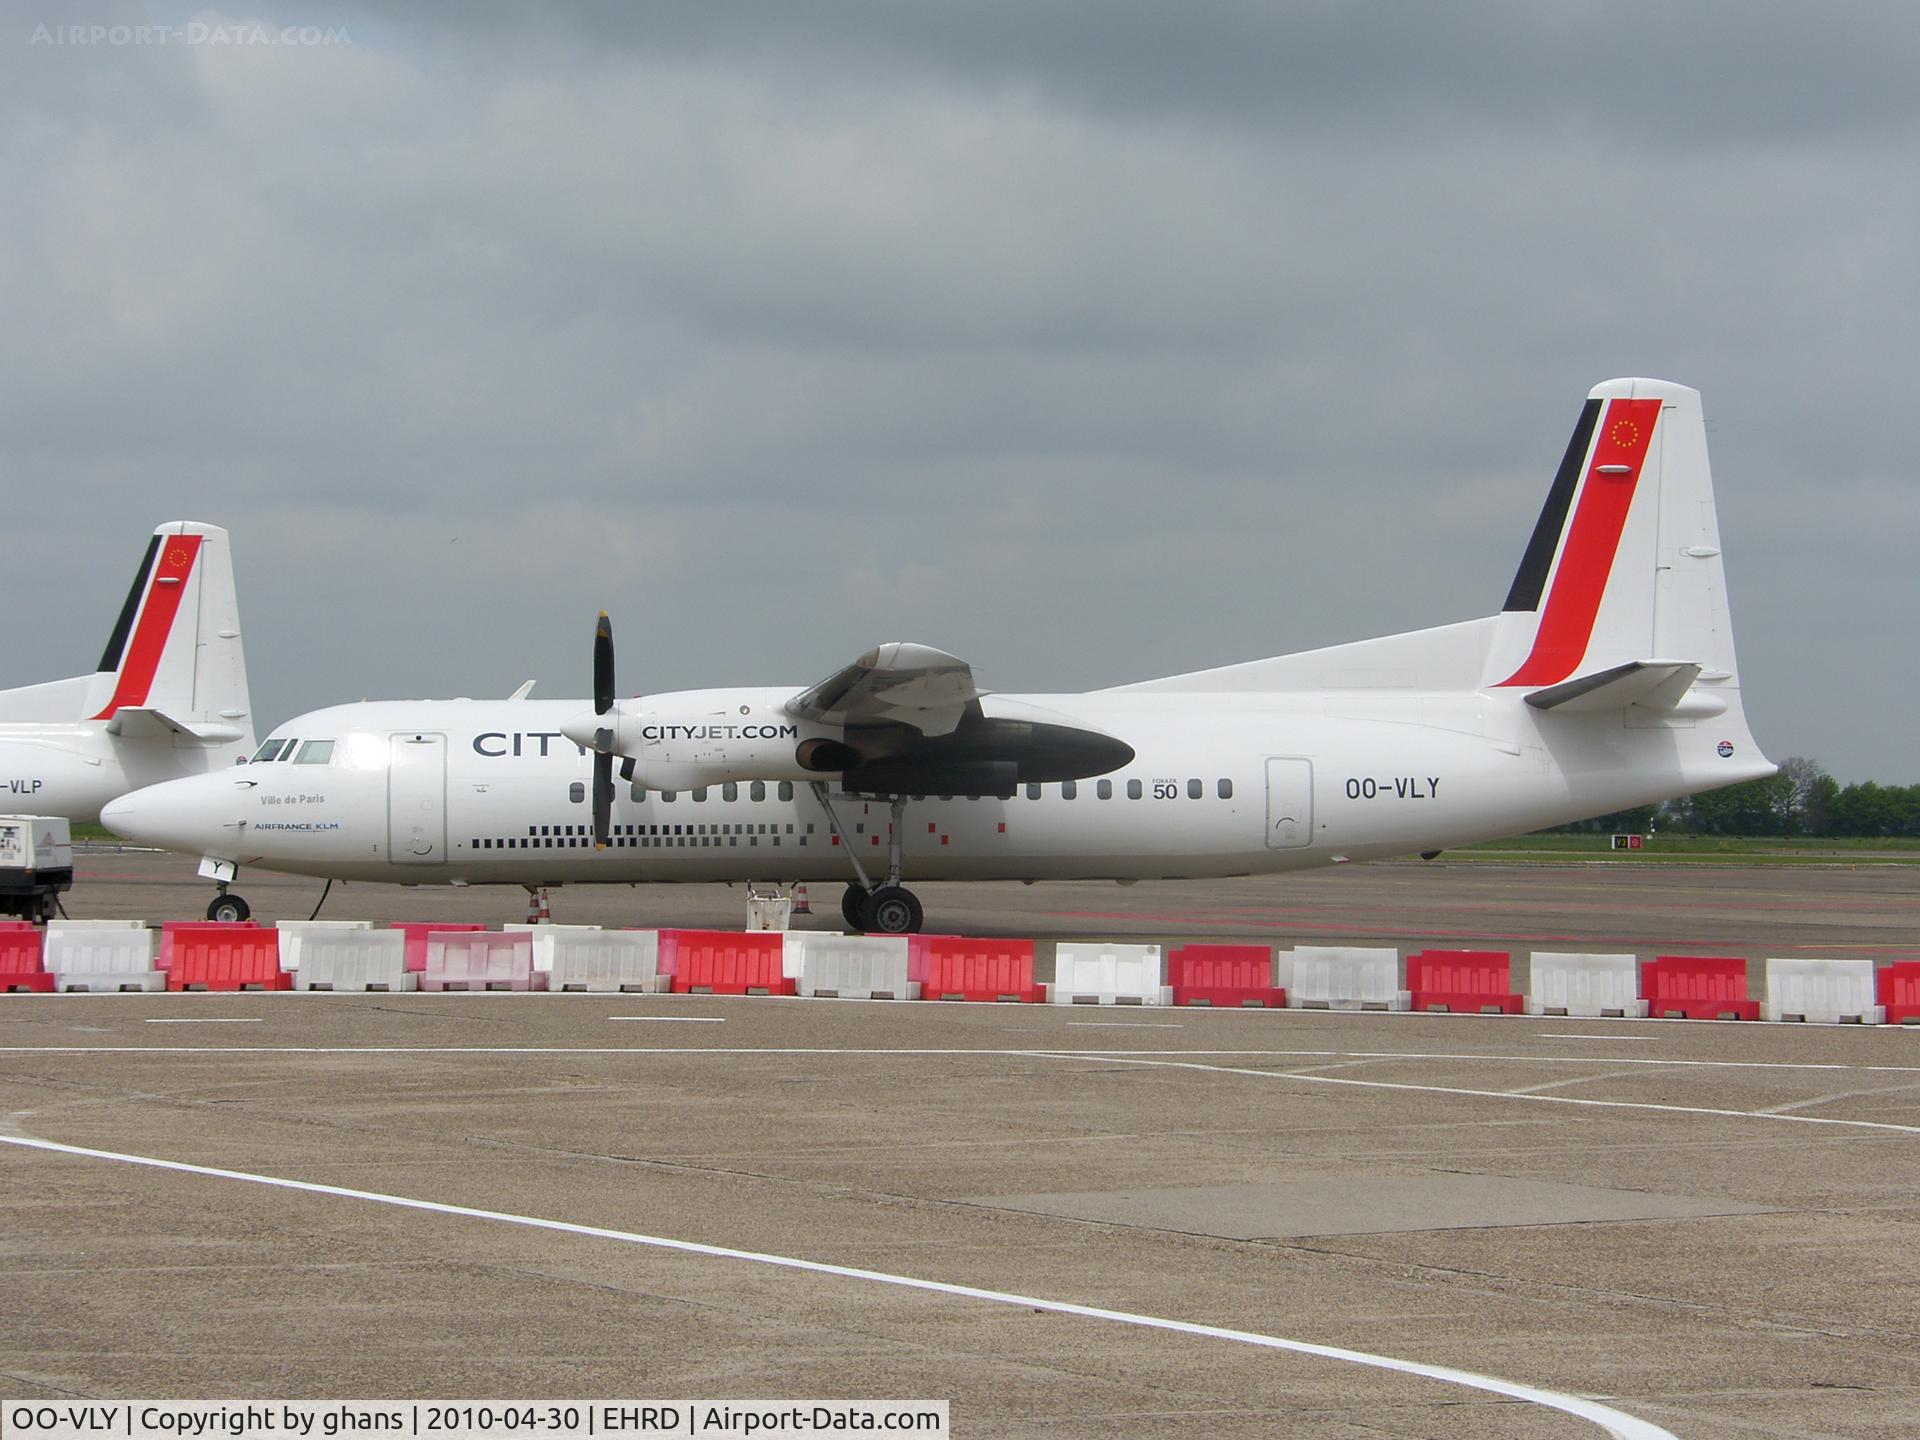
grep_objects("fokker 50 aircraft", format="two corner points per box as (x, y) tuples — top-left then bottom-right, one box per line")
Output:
(106, 380), (1771, 930)
(2, 522), (254, 822)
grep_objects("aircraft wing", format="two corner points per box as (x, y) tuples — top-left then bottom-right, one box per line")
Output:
(784, 643), (982, 737)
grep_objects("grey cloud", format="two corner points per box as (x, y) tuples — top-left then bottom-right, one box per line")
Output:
(2, 3), (1916, 781)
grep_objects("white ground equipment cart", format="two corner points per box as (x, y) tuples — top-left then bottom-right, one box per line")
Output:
(0, 816), (72, 923)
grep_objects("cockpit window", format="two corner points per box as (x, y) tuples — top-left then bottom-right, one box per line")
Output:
(252, 739), (291, 763)
(293, 740), (335, 765)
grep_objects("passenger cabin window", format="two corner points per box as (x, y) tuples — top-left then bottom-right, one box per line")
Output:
(251, 739), (291, 763)
(723, 782), (738, 802)
(1218, 778), (1233, 799)
(692, 787), (708, 802)
(1187, 778), (1202, 799)
(750, 781), (766, 802)
(661, 791), (677, 802)
(1097, 779), (1113, 799)
(1025, 783), (1041, 800)
(777, 781), (793, 801)
(1062, 780), (1077, 800)
(630, 784), (647, 801)
(294, 740), (334, 765)
(568, 782), (586, 803)
(1127, 779), (1142, 799)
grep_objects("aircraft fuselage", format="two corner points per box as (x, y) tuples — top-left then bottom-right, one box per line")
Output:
(103, 691), (1765, 887)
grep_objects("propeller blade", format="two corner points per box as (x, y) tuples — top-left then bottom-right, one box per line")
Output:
(619, 757), (637, 782)
(592, 750), (614, 847)
(594, 611), (615, 716)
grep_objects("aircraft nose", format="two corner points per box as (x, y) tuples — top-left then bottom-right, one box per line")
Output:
(98, 792), (142, 840)
(100, 775), (242, 854)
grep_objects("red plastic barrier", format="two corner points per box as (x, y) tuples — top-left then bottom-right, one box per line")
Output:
(0, 929), (52, 993)
(1168, 944), (1284, 1007)
(920, 937), (1040, 1002)
(391, 922), (487, 973)
(905, 934), (962, 984)
(662, 930), (793, 996)
(1406, 949), (1522, 1014)
(0, 921), (39, 930)
(1877, 962), (1920, 1024)
(157, 918), (258, 969)
(1641, 955), (1759, 1020)
(165, 924), (288, 991)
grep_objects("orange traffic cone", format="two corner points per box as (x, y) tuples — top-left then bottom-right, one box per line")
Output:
(791, 882), (811, 915)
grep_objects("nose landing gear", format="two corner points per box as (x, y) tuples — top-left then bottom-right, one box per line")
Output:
(813, 783), (925, 935)
(205, 885), (251, 923)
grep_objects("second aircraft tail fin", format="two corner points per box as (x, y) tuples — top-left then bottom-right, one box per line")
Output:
(11, 522), (259, 748)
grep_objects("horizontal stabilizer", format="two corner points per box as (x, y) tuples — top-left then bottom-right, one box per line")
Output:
(1524, 660), (1703, 713)
(104, 707), (250, 744)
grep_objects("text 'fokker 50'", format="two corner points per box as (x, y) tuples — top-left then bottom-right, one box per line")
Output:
(105, 380), (1772, 931)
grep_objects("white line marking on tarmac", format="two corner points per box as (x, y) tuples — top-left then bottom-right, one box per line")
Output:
(142, 1018), (263, 1025)
(3, 1045), (1915, 1074)
(606, 1017), (726, 1023)
(1024, 1054), (1920, 1136)
(1065, 1022), (1184, 1028)
(1758, 1081), (1920, 1115)
(0, 1132), (1675, 1440)
(1507, 1069), (1650, 1096)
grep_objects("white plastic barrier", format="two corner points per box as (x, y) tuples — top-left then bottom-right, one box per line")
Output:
(792, 933), (916, 1000)
(295, 930), (414, 992)
(1279, 946), (1409, 1010)
(548, 930), (668, 992)
(503, 922), (604, 972)
(421, 932), (544, 991)
(1525, 952), (1647, 1018)
(276, 919), (375, 972)
(1763, 957), (1884, 1024)
(43, 921), (161, 992)
(1047, 943), (1169, 1005)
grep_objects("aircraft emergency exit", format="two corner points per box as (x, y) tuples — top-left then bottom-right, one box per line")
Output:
(104, 380), (1773, 930)
(1, 522), (255, 822)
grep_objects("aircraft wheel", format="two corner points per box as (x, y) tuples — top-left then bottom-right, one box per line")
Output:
(861, 885), (923, 936)
(206, 892), (252, 923)
(840, 884), (868, 931)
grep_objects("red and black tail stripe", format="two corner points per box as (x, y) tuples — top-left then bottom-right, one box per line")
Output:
(1503, 399), (1599, 613)
(96, 535), (160, 675)
(1497, 397), (1662, 688)
(90, 532), (202, 719)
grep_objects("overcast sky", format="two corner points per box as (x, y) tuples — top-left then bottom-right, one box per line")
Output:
(4, 3), (1916, 782)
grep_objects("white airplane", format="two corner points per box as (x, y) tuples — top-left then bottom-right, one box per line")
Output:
(104, 380), (1772, 931)
(2, 522), (254, 823)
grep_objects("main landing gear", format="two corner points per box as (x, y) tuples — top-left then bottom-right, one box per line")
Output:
(813, 782), (925, 935)
(840, 882), (923, 936)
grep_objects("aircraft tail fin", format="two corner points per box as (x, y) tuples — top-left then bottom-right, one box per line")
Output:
(63, 523), (256, 750)
(1481, 379), (1742, 704)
